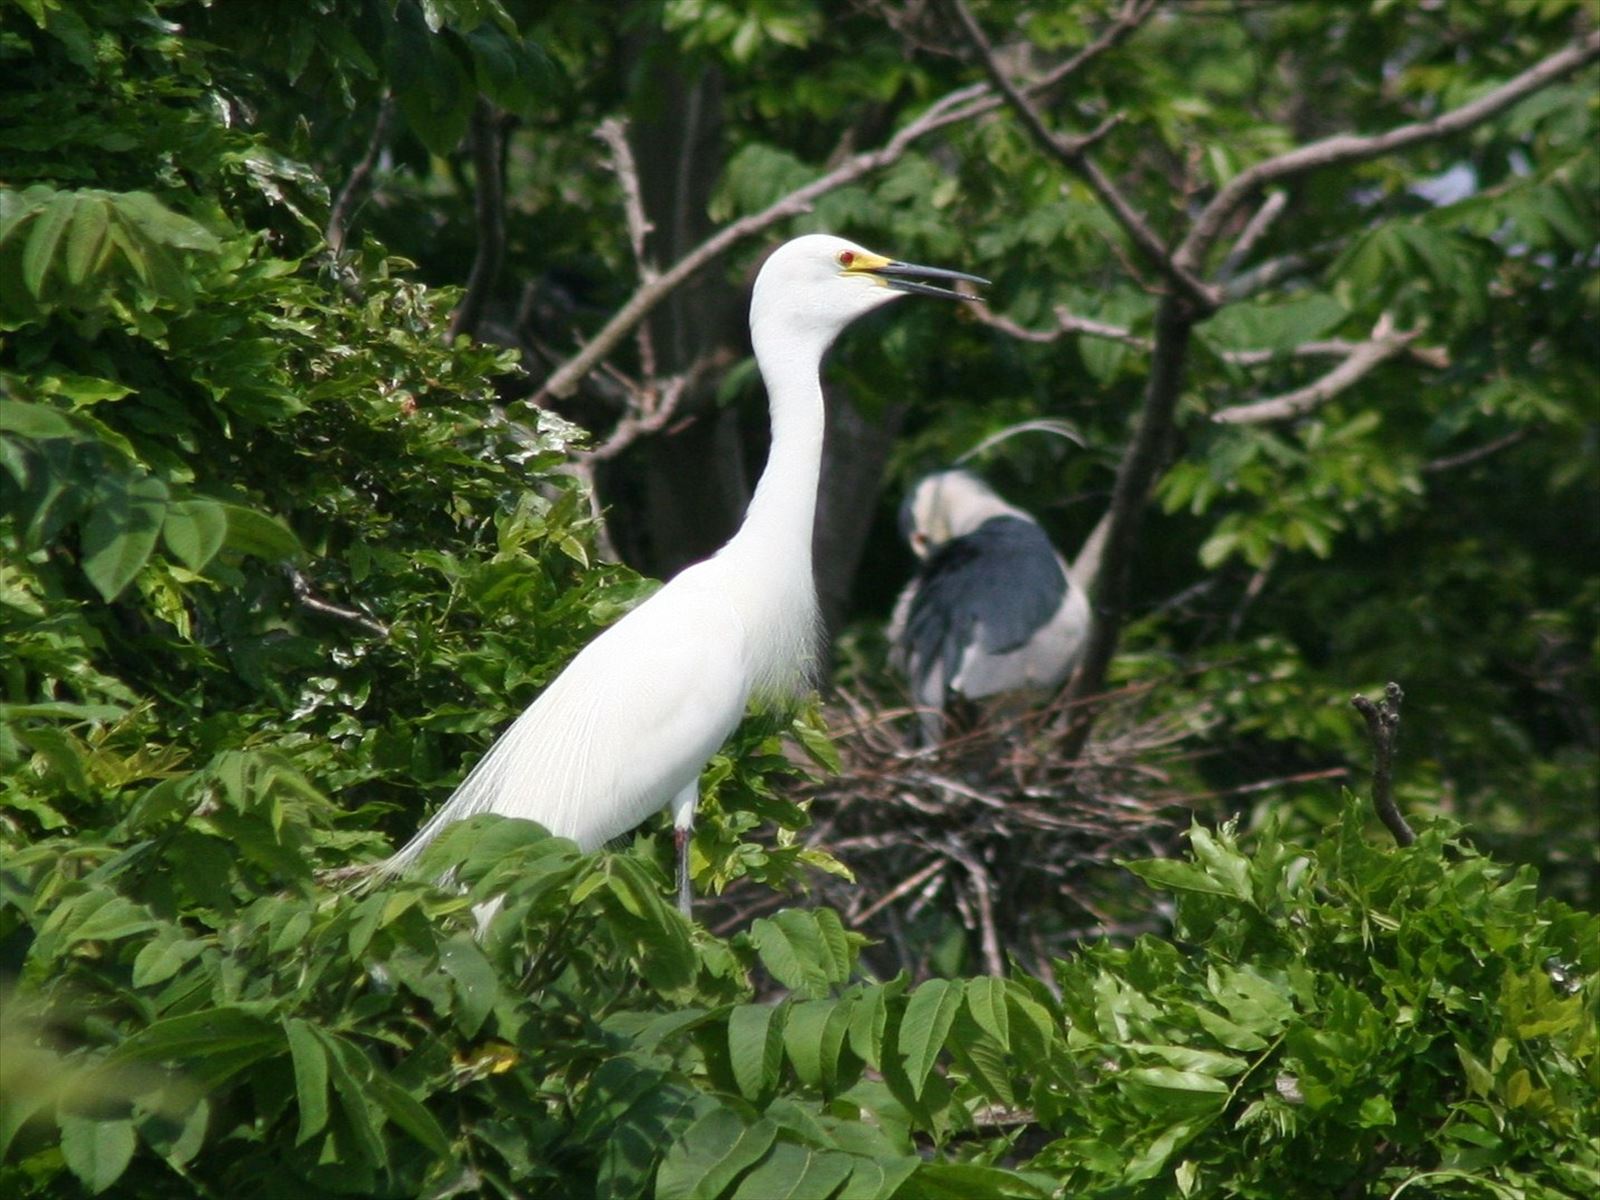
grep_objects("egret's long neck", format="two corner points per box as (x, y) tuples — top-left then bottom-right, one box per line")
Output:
(731, 321), (831, 574)
(718, 316), (832, 698)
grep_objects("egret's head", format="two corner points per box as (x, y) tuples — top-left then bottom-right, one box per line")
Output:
(751, 234), (986, 350)
(899, 469), (1028, 557)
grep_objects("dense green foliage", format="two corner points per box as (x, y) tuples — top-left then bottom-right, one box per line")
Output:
(2, 0), (1596, 1197)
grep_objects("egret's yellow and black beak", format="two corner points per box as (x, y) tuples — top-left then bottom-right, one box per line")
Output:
(843, 251), (988, 300)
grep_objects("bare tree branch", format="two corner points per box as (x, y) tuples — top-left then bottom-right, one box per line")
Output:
(1218, 189), (1288, 281)
(448, 99), (507, 343)
(1210, 318), (1422, 424)
(947, 0), (1219, 312)
(1178, 31), (1600, 269)
(980, 304), (1448, 372)
(596, 117), (665, 385)
(1351, 682), (1414, 847)
(327, 94), (395, 257)
(288, 568), (390, 638)
(1423, 427), (1532, 473)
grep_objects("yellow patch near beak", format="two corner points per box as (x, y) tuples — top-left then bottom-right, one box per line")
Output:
(840, 250), (893, 278)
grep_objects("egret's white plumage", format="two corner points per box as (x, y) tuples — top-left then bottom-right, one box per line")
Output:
(388, 233), (984, 914)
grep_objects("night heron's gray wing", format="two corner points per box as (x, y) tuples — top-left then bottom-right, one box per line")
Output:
(900, 516), (1069, 704)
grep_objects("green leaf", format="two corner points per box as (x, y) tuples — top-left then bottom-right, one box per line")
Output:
(750, 909), (850, 998)
(22, 191), (75, 297)
(657, 1110), (777, 1200)
(218, 503), (301, 562)
(365, 1066), (453, 1160)
(781, 999), (847, 1092)
(898, 979), (961, 1100)
(112, 1007), (279, 1067)
(0, 400), (76, 439)
(438, 933), (498, 1037)
(1123, 857), (1243, 898)
(82, 473), (169, 600)
(727, 1003), (785, 1102)
(730, 1142), (854, 1200)
(58, 1113), (136, 1194)
(964, 977), (1011, 1051)
(162, 499), (228, 571)
(284, 1018), (329, 1145)
(836, 1155), (921, 1200)
(65, 195), (111, 285)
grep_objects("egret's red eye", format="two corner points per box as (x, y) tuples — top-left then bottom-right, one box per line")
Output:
(838, 250), (855, 267)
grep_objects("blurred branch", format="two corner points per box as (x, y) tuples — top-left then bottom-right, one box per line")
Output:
(1211, 316), (1423, 424)
(947, 0), (1219, 312)
(1351, 682), (1414, 847)
(448, 99), (507, 343)
(327, 94), (395, 257)
(1178, 31), (1600, 269)
(1423, 428), (1532, 474)
(1218, 190), (1288, 282)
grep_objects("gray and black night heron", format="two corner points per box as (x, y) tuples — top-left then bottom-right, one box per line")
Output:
(889, 469), (1090, 742)
(388, 234), (985, 916)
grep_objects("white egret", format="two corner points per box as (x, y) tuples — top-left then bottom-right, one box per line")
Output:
(389, 233), (985, 915)
(889, 469), (1090, 742)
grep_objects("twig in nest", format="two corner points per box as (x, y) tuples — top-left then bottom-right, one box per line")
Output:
(1350, 681), (1414, 847)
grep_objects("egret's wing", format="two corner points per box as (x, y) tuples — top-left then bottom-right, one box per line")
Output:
(899, 516), (1067, 701)
(388, 575), (752, 871)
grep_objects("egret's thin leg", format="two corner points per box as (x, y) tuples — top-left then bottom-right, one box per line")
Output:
(670, 783), (699, 918)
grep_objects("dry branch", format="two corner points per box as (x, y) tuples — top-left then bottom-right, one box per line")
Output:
(1351, 682), (1414, 847)
(1178, 31), (1600, 269)
(327, 95), (395, 257)
(1211, 318), (1423, 424)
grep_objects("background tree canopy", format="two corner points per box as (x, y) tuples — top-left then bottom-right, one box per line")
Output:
(1, 1), (1596, 1198)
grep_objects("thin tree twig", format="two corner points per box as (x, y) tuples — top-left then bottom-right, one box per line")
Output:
(596, 117), (664, 384)
(327, 94), (395, 257)
(1218, 189), (1288, 281)
(1423, 428), (1532, 473)
(978, 304), (1449, 371)
(288, 568), (390, 638)
(947, 0), (1219, 312)
(1178, 32), (1600, 270)
(448, 98), (507, 343)
(1211, 320), (1421, 424)
(1351, 682), (1414, 847)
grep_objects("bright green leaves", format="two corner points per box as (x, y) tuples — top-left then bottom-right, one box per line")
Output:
(0, 185), (223, 327)
(897, 978), (963, 1101)
(749, 908), (855, 997)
